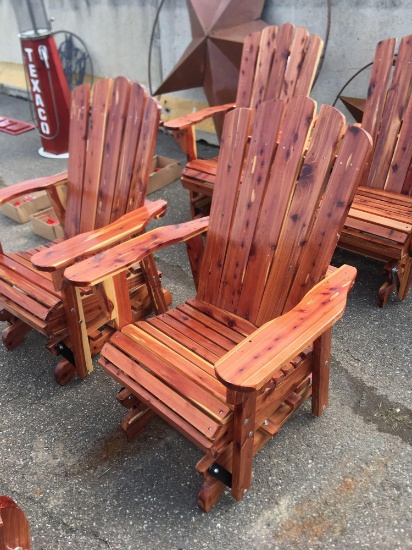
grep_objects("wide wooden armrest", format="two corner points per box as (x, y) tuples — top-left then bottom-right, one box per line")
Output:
(31, 199), (168, 272)
(0, 172), (68, 205)
(164, 103), (235, 130)
(64, 216), (209, 286)
(215, 265), (357, 393)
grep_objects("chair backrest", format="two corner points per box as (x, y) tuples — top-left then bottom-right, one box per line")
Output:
(362, 34), (412, 195)
(236, 23), (323, 110)
(0, 496), (30, 549)
(64, 77), (161, 239)
(197, 97), (372, 326)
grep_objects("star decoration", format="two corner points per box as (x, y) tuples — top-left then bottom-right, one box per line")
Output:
(155, 0), (266, 107)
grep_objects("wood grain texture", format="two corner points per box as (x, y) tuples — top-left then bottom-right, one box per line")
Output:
(65, 218), (209, 286)
(170, 23), (323, 220)
(338, 35), (412, 303)
(0, 77), (170, 381)
(32, 200), (167, 271)
(215, 266), (356, 392)
(0, 173), (67, 206)
(366, 35), (412, 191)
(90, 96), (370, 509)
(0, 496), (30, 550)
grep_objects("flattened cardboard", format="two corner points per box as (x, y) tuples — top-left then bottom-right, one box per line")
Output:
(30, 207), (64, 240)
(148, 155), (182, 194)
(1, 191), (51, 223)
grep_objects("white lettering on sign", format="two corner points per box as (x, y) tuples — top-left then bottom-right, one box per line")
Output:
(23, 46), (52, 136)
(40, 121), (50, 135)
(24, 48), (33, 62)
(38, 108), (47, 121)
(35, 94), (44, 107)
(28, 63), (38, 78)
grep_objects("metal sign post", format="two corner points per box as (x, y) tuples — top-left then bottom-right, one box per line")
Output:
(12, 0), (71, 158)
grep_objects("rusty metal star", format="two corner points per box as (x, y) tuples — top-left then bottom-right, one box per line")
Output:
(154, 0), (266, 107)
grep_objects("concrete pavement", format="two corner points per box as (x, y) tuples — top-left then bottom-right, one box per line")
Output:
(0, 91), (411, 550)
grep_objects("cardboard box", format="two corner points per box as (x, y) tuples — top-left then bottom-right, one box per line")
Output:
(148, 155), (181, 194)
(30, 207), (64, 240)
(1, 191), (51, 223)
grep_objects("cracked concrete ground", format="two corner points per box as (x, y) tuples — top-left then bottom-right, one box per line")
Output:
(0, 92), (411, 549)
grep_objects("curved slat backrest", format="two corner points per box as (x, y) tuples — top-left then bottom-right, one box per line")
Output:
(363, 35), (412, 194)
(235, 23), (323, 111)
(0, 496), (30, 550)
(197, 97), (372, 326)
(64, 77), (161, 238)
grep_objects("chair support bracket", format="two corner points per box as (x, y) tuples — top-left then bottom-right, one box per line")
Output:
(55, 341), (76, 367)
(208, 463), (232, 488)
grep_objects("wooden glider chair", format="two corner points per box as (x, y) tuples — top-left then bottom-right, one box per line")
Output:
(61, 96), (372, 511)
(0, 496), (30, 550)
(338, 34), (412, 306)
(164, 23), (323, 218)
(0, 77), (171, 384)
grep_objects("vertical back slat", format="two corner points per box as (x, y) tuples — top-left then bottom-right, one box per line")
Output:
(279, 26), (309, 101)
(265, 23), (295, 101)
(256, 104), (346, 325)
(126, 96), (161, 213)
(401, 159), (412, 196)
(94, 77), (131, 229)
(110, 83), (147, 221)
(217, 100), (285, 313)
(236, 96), (316, 321)
(64, 83), (90, 239)
(196, 108), (253, 303)
(366, 35), (412, 190)
(235, 31), (262, 108)
(361, 38), (396, 142)
(284, 125), (373, 312)
(249, 26), (278, 110)
(293, 34), (323, 97)
(78, 78), (113, 234)
(385, 95), (412, 194)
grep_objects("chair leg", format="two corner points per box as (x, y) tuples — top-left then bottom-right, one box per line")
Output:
(229, 391), (256, 501)
(0, 496), (30, 549)
(377, 260), (397, 307)
(141, 254), (168, 315)
(54, 359), (76, 386)
(397, 254), (412, 301)
(198, 472), (226, 512)
(312, 328), (332, 417)
(2, 320), (32, 351)
(121, 406), (156, 441)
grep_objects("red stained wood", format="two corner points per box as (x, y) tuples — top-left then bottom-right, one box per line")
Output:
(64, 82), (90, 238)
(0, 496), (30, 550)
(338, 35), (412, 303)
(235, 30), (263, 108)
(215, 99), (284, 314)
(312, 328), (332, 416)
(32, 200), (167, 271)
(236, 96), (315, 322)
(70, 96), (369, 509)
(64, 217), (209, 286)
(215, 266), (356, 392)
(0, 173), (67, 207)
(0, 77), (169, 380)
(79, 79), (113, 234)
(360, 38), (396, 142)
(366, 36), (412, 192)
(166, 23), (323, 220)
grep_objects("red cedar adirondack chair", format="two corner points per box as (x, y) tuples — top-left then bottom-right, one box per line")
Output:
(338, 34), (412, 306)
(59, 96), (372, 510)
(164, 23), (324, 218)
(0, 496), (30, 550)
(0, 77), (170, 384)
